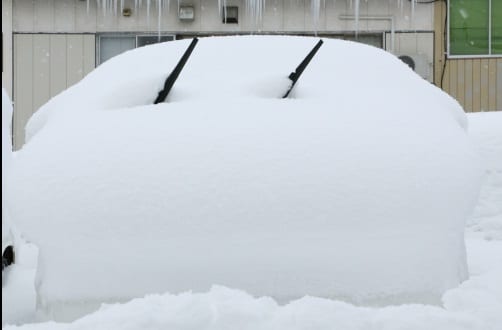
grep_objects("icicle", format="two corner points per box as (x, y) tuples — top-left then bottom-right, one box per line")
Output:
(147, 0), (151, 24)
(354, 0), (359, 37)
(102, 0), (107, 17)
(219, 0), (228, 21)
(245, 0), (266, 27)
(158, 0), (162, 42)
(411, 0), (416, 25)
(311, 0), (321, 34)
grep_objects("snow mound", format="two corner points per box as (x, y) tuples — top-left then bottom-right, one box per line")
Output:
(5, 36), (482, 321)
(467, 112), (502, 240)
(4, 277), (502, 330)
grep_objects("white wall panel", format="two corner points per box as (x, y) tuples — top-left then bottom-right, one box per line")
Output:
(54, 0), (76, 32)
(34, 0), (54, 32)
(13, 0), (435, 33)
(13, 34), (33, 150)
(49, 35), (67, 96)
(13, 33), (95, 149)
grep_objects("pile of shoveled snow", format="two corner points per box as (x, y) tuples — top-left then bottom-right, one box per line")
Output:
(467, 112), (502, 240)
(5, 36), (482, 321)
(4, 270), (502, 330)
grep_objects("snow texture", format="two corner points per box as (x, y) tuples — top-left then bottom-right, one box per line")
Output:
(5, 36), (482, 321)
(3, 113), (500, 330)
(467, 112), (502, 240)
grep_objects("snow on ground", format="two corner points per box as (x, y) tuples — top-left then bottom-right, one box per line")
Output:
(2, 243), (38, 325)
(467, 112), (502, 240)
(5, 37), (482, 318)
(2, 240), (502, 330)
(3, 111), (501, 329)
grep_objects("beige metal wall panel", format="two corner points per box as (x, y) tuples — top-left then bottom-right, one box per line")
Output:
(488, 59), (497, 110)
(448, 60), (457, 100)
(497, 61), (502, 110)
(441, 58), (501, 112)
(464, 61), (473, 112)
(442, 61), (449, 92)
(13, 33), (96, 150)
(480, 59), (489, 111)
(472, 59), (481, 112)
(456, 61), (465, 108)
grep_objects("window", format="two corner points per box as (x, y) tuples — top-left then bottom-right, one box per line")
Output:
(449, 0), (502, 56)
(98, 34), (175, 65)
(222, 6), (238, 24)
(137, 35), (175, 48)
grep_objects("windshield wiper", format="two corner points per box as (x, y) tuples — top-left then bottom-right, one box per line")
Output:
(154, 37), (199, 104)
(283, 39), (323, 98)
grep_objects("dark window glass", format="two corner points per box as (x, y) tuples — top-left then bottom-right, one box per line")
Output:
(137, 35), (175, 48)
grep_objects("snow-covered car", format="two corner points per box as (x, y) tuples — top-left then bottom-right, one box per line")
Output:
(5, 36), (482, 321)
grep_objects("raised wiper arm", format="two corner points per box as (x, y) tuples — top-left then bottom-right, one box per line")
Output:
(283, 39), (323, 98)
(154, 37), (199, 104)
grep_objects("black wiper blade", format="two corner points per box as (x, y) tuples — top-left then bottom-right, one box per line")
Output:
(154, 37), (199, 104)
(283, 39), (323, 98)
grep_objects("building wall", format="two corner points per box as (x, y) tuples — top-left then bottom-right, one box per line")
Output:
(12, 0), (433, 33)
(434, 1), (502, 112)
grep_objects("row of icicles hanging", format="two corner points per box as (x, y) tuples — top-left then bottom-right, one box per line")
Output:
(91, 0), (419, 30)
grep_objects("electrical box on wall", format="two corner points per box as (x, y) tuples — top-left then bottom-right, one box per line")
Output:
(179, 6), (194, 21)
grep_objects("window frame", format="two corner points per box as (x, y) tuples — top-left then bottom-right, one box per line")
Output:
(447, 0), (500, 58)
(96, 33), (176, 65)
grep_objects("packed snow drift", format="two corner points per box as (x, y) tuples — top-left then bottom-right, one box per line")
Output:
(5, 36), (482, 321)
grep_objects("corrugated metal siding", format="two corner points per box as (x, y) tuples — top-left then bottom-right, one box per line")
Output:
(434, 2), (502, 112)
(13, 33), (95, 150)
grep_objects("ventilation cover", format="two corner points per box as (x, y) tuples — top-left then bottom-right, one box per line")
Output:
(397, 53), (431, 81)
